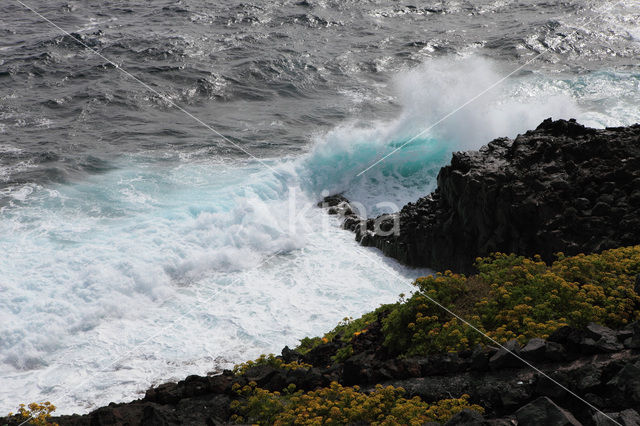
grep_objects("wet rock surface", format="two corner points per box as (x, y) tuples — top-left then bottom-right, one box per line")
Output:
(331, 119), (640, 273)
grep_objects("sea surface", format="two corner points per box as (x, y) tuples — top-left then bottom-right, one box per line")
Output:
(1, 0), (639, 414)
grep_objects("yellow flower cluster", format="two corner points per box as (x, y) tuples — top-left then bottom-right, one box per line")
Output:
(382, 245), (640, 355)
(8, 402), (57, 426)
(233, 354), (312, 375)
(478, 247), (640, 344)
(230, 381), (483, 425)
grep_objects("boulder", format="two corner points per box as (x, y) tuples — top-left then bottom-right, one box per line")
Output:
(302, 339), (344, 367)
(584, 323), (624, 352)
(281, 345), (302, 363)
(470, 344), (492, 371)
(514, 397), (582, 426)
(144, 382), (181, 404)
(141, 404), (175, 426)
(607, 362), (640, 404)
(244, 365), (279, 387)
(549, 325), (622, 354)
(544, 341), (568, 361)
(593, 409), (640, 426)
(521, 338), (546, 361)
(624, 321), (640, 349)
(489, 339), (522, 370)
(342, 351), (377, 385)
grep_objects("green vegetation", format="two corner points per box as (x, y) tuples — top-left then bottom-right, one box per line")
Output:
(233, 353), (312, 375)
(232, 246), (640, 425)
(230, 381), (483, 425)
(384, 247), (640, 355)
(298, 246), (640, 357)
(296, 309), (392, 363)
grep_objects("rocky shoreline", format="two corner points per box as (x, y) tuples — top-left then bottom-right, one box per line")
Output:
(334, 119), (640, 273)
(4, 119), (640, 425)
(42, 320), (640, 425)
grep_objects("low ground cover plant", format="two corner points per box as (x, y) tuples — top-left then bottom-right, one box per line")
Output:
(230, 381), (482, 425)
(300, 246), (640, 357)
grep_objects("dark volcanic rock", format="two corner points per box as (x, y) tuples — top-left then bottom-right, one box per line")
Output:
(489, 339), (522, 370)
(330, 119), (640, 273)
(625, 322), (640, 349)
(18, 323), (638, 426)
(549, 325), (624, 354)
(521, 338), (547, 361)
(302, 339), (345, 367)
(607, 361), (640, 405)
(444, 408), (488, 425)
(593, 409), (640, 426)
(515, 397), (582, 426)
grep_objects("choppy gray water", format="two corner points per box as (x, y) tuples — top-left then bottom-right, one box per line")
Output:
(2, 0), (638, 191)
(0, 0), (639, 414)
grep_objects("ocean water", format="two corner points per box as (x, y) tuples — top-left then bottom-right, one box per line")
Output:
(1, 0), (639, 414)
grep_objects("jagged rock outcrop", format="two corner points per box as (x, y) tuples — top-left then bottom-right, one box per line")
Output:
(334, 119), (640, 273)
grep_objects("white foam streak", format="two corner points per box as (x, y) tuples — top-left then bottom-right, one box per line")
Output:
(1, 56), (639, 414)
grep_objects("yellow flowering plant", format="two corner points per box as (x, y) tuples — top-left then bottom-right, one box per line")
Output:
(382, 246), (640, 354)
(233, 354), (312, 375)
(296, 311), (383, 357)
(230, 381), (483, 425)
(8, 402), (58, 426)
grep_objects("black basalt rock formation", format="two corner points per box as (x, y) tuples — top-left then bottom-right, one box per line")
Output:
(329, 119), (640, 273)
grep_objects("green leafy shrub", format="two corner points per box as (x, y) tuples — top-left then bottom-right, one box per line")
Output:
(382, 271), (485, 355)
(230, 381), (483, 425)
(475, 248), (640, 343)
(296, 310), (385, 356)
(382, 246), (640, 355)
(233, 354), (312, 375)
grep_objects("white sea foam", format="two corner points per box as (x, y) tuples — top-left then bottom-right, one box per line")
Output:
(301, 56), (639, 214)
(0, 156), (433, 413)
(1, 56), (639, 414)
